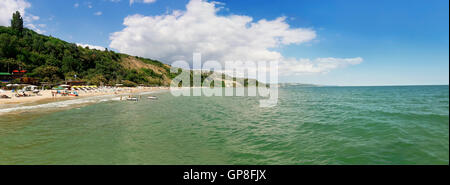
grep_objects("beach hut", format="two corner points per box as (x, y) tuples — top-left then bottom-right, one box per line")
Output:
(0, 72), (12, 83)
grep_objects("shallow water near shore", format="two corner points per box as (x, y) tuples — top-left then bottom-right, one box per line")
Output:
(0, 86), (448, 164)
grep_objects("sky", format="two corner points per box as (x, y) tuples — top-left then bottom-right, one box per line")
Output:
(0, 0), (448, 86)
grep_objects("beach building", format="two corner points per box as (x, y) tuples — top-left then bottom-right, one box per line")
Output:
(0, 70), (29, 83)
(0, 72), (12, 83)
(11, 70), (27, 77)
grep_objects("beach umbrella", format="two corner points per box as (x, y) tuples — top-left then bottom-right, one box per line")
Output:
(6, 84), (12, 87)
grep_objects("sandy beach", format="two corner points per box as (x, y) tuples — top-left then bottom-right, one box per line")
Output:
(0, 87), (169, 106)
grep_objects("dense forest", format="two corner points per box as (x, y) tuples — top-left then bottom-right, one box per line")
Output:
(0, 11), (176, 87)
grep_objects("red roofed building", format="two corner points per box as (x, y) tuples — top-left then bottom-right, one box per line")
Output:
(12, 69), (26, 76)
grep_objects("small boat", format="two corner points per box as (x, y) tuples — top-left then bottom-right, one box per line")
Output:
(147, 96), (158, 100)
(127, 97), (139, 101)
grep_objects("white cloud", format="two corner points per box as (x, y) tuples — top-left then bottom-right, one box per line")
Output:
(110, 0), (362, 75)
(279, 57), (363, 75)
(129, 0), (156, 5)
(74, 3), (79, 8)
(25, 23), (46, 34)
(23, 14), (39, 22)
(0, 0), (31, 26)
(76, 43), (106, 51)
(94, 11), (103, 16)
(0, 0), (45, 34)
(111, 0), (314, 62)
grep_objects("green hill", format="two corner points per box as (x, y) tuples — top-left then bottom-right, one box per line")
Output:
(0, 24), (175, 87)
(0, 12), (261, 88)
(0, 11), (176, 87)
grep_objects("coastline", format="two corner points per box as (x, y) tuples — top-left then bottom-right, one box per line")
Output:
(0, 87), (169, 114)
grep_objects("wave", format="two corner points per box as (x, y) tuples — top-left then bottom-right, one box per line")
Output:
(0, 95), (121, 115)
(0, 89), (170, 115)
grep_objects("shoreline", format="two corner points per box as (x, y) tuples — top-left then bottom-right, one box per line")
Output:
(0, 87), (169, 114)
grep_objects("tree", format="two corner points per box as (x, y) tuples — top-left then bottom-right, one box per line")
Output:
(33, 65), (60, 80)
(0, 33), (18, 58)
(62, 55), (78, 72)
(122, 80), (137, 87)
(11, 11), (24, 34)
(89, 74), (107, 86)
(64, 71), (78, 81)
(0, 58), (16, 72)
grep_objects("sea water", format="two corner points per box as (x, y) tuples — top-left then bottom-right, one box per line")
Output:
(0, 86), (448, 164)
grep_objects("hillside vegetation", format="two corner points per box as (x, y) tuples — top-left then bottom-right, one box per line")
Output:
(0, 12), (174, 86)
(0, 12), (260, 87)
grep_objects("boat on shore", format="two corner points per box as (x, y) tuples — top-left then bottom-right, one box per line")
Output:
(127, 97), (139, 101)
(148, 96), (158, 100)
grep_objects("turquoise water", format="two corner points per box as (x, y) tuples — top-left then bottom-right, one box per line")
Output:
(0, 86), (448, 164)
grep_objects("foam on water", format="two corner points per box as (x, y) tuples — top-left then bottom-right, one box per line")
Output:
(0, 95), (120, 114)
(0, 89), (169, 114)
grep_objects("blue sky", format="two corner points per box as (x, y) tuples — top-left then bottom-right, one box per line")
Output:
(6, 0), (450, 86)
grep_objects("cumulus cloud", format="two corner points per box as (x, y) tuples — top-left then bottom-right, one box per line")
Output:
(76, 43), (106, 51)
(0, 0), (45, 33)
(111, 0), (314, 62)
(0, 0), (31, 26)
(110, 0), (362, 75)
(129, 0), (156, 5)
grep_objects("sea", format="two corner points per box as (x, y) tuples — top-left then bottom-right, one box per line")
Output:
(0, 85), (448, 164)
